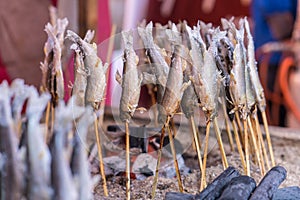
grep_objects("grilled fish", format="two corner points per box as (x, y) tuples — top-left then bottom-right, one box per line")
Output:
(116, 31), (143, 122)
(66, 30), (108, 110)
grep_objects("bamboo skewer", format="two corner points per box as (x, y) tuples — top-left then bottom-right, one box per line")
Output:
(94, 113), (108, 197)
(213, 118), (228, 169)
(44, 101), (51, 142)
(250, 115), (266, 175)
(232, 120), (247, 173)
(200, 120), (211, 191)
(262, 111), (276, 167)
(190, 116), (203, 172)
(221, 99), (234, 151)
(243, 119), (250, 176)
(254, 113), (270, 170)
(247, 116), (264, 175)
(166, 118), (184, 192)
(125, 121), (130, 200)
(151, 125), (166, 199)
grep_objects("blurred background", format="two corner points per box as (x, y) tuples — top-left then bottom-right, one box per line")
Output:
(0, 0), (299, 128)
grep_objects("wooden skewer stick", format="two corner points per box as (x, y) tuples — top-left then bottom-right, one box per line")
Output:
(166, 117), (184, 192)
(200, 120), (211, 191)
(232, 120), (247, 174)
(151, 124), (166, 199)
(235, 112), (244, 141)
(170, 118), (177, 137)
(221, 99), (234, 151)
(247, 116), (264, 175)
(254, 113), (270, 170)
(243, 119), (250, 176)
(125, 121), (130, 200)
(44, 101), (51, 142)
(261, 111), (276, 167)
(190, 116), (203, 172)
(250, 115), (266, 175)
(50, 104), (55, 140)
(213, 118), (228, 169)
(94, 113), (108, 197)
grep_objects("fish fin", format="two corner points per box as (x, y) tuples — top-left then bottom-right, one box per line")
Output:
(115, 70), (122, 85)
(180, 80), (191, 94)
(84, 30), (95, 43)
(142, 72), (156, 84)
(138, 21), (154, 48)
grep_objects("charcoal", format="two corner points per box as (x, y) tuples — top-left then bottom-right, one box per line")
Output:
(250, 166), (287, 200)
(196, 166), (240, 200)
(272, 186), (300, 200)
(165, 192), (195, 200)
(218, 176), (256, 200)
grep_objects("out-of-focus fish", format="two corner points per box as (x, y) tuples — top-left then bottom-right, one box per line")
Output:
(50, 97), (84, 200)
(10, 79), (32, 131)
(66, 30), (108, 110)
(71, 108), (95, 200)
(0, 81), (24, 200)
(159, 44), (190, 123)
(26, 88), (52, 200)
(116, 31), (143, 122)
(244, 18), (266, 112)
(138, 22), (170, 105)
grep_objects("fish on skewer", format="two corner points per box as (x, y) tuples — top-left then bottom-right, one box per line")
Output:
(50, 98), (84, 200)
(138, 22), (170, 124)
(180, 21), (204, 174)
(71, 108), (97, 200)
(187, 24), (229, 189)
(116, 31), (143, 200)
(70, 30), (95, 106)
(66, 30), (108, 110)
(25, 88), (52, 200)
(66, 30), (109, 196)
(244, 18), (275, 168)
(153, 42), (190, 196)
(225, 19), (252, 175)
(0, 81), (25, 200)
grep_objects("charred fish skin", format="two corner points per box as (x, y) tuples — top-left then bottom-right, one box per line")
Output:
(244, 18), (266, 112)
(118, 31), (142, 122)
(26, 89), (52, 200)
(66, 30), (108, 110)
(0, 81), (24, 200)
(138, 22), (169, 103)
(160, 44), (190, 123)
(71, 108), (95, 200)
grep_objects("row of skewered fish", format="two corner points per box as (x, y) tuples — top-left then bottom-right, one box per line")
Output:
(0, 4), (275, 198)
(0, 79), (96, 200)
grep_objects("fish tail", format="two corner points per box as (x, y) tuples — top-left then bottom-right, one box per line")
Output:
(121, 31), (133, 49)
(138, 21), (154, 48)
(166, 23), (181, 44)
(66, 30), (83, 46)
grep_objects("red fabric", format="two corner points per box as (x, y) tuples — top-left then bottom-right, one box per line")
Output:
(0, 56), (11, 83)
(146, 0), (250, 26)
(97, 0), (112, 105)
